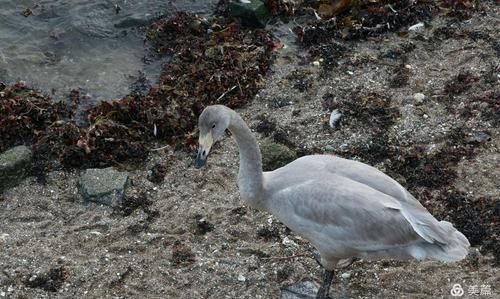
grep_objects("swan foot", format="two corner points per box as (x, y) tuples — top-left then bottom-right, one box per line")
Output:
(280, 270), (336, 299)
(280, 280), (322, 299)
(316, 269), (334, 299)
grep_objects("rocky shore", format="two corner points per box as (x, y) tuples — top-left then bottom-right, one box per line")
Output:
(0, 1), (498, 298)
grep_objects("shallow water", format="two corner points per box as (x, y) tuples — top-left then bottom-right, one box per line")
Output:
(0, 0), (216, 103)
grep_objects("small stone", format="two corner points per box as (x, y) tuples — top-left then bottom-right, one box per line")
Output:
(0, 291), (5, 297)
(325, 145), (334, 152)
(282, 236), (298, 248)
(408, 22), (424, 32)
(77, 167), (129, 206)
(312, 61), (320, 66)
(261, 142), (297, 171)
(237, 273), (246, 282)
(0, 145), (32, 193)
(341, 272), (351, 279)
(466, 131), (491, 144)
(196, 217), (215, 235)
(413, 93), (426, 104)
(227, 0), (270, 28)
(329, 109), (342, 128)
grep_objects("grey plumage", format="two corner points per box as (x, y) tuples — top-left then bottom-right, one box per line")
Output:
(195, 105), (470, 298)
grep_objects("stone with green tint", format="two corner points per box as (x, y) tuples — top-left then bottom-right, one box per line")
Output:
(78, 167), (129, 206)
(0, 145), (32, 193)
(261, 141), (297, 171)
(227, 0), (270, 28)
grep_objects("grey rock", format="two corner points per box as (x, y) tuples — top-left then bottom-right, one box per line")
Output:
(413, 93), (426, 105)
(114, 17), (151, 29)
(261, 142), (297, 171)
(227, 0), (270, 28)
(280, 281), (317, 299)
(408, 22), (425, 32)
(329, 109), (342, 128)
(0, 145), (32, 193)
(466, 131), (491, 144)
(78, 167), (129, 206)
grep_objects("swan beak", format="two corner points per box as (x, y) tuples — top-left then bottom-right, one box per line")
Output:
(194, 132), (213, 168)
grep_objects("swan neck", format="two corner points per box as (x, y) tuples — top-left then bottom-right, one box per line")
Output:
(227, 110), (264, 208)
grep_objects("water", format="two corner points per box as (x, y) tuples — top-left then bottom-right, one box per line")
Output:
(0, 0), (216, 103)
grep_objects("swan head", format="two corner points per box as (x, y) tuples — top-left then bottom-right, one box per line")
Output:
(194, 105), (231, 168)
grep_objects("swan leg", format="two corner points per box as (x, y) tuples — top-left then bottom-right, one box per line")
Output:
(316, 269), (334, 299)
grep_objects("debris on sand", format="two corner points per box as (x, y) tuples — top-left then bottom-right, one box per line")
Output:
(294, 1), (438, 45)
(147, 163), (168, 183)
(24, 266), (68, 292)
(171, 241), (196, 266)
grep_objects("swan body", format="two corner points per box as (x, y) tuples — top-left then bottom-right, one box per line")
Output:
(195, 105), (470, 298)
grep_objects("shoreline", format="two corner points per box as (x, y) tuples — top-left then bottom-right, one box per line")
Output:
(1, 1), (498, 298)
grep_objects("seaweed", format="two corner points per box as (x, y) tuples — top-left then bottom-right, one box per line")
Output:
(444, 70), (480, 95)
(294, 1), (438, 46)
(24, 266), (68, 292)
(0, 12), (277, 170)
(148, 163), (168, 183)
(171, 241), (196, 266)
(0, 84), (72, 153)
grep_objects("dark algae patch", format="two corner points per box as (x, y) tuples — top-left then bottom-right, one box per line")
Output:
(294, 1), (438, 45)
(24, 266), (68, 292)
(0, 83), (72, 154)
(171, 241), (196, 266)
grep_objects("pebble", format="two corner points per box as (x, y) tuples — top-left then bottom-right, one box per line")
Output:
(329, 109), (342, 128)
(312, 61), (320, 66)
(413, 93), (425, 104)
(341, 272), (351, 279)
(282, 236), (298, 248)
(237, 273), (246, 282)
(408, 22), (424, 32)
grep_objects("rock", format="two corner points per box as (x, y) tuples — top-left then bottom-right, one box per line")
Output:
(329, 109), (342, 128)
(282, 236), (298, 248)
(260, 142), (297, 171)
(237, 273), (246, 282)
(412, 93), (426, 105)
(408, 22), (424, 32)
(77, 167), (129, 206)
(0, 145), (32, 193)
(341, 272), (351, 279)
(196, 216), (215, 235)
(114, 17), (151, 29)
(281, 281), (318, 299)
(466, 131), (491, 144)
(227, 0), (270, 28)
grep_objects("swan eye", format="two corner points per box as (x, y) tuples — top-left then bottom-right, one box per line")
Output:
(212, 123), (216, 129)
